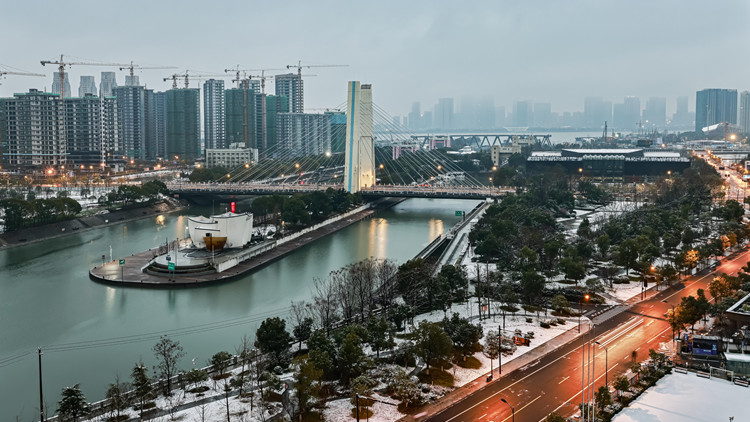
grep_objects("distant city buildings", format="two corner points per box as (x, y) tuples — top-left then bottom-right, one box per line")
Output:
(51, 73), (71, 98)
(78, 76), (97, 97)
(100, 72), (117, 97)
(695, 88), (737, 132)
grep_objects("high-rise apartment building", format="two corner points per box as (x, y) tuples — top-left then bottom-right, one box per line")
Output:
(153, 91), (168, 159)
(583, 97), (612, 128)
(64, 94), (119, 166)
(513, 101), (533, 127)
(274, 73), (303, 113)
(613, 96), (641, 130)
(225, 87), (256, 149)
(740, 92), (750, 134)
(696, 89), (737, 132)
(113, 85), (146, 159)
(100, 72), (117, 97)
(51, 73), (71, 99)
(533, 103), (552, 127)
(125, 75), (140, 87)
(477, 97), (496, 129)
(203, 79), (226, 149)
(79, 76), (97, 97)
(166, 88), (200, 160)
(643, 97), (666, 129)
(276, 113), (332, 158)
(408, 102), (422, 130)
(434, 98), (454, 130)
(264, 94), (288, 152)
(0, 89), (66, 169)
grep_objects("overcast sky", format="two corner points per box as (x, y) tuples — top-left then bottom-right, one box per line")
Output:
(2, 1), (749, 116)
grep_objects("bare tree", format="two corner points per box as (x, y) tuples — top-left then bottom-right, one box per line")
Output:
(153, 336), (186, 396)
(235, 335), (252, 397)
(375, 258), (398, 311)
(311, 276), (339, 335)
(334, 269), (356, 322)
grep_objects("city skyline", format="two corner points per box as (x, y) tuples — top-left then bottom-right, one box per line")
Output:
(2, 1), (750, 117)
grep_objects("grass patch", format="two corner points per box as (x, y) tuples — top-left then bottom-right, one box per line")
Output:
(417, 368), (454, 387)
(558, 279), (577, 285)
(456, 355), (482, 369)
(188, 386), (210, 394)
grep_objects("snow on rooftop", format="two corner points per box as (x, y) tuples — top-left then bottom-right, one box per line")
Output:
(563, 148), (642, 154)
(612, 372), (747, 422)
(643, 151), (681, 158)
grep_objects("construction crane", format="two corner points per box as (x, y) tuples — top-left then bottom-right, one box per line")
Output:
(0, 68), (45, 80)
(163, 71), (227, 89)
(40, 54), (129, 99)
(119, 61), (177, 82)
(285, 61), (348, 112)
(0, 67), (46, 168)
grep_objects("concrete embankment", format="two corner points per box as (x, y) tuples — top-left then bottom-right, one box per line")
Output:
(0, 199), (184, 250)
(89, 197), (404, 288)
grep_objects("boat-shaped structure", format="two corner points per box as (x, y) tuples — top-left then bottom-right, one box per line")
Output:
(187, 212), (253, 251)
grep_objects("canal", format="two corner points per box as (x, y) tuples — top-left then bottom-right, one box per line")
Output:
(0, 197), (478, 421)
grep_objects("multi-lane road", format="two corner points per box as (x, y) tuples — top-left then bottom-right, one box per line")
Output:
(422, 249), (750, 422)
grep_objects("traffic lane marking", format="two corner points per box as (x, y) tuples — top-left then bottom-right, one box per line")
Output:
(501, 394), (541, 422)
(542, 363), (618, 422)
(558, 376), (570, 384)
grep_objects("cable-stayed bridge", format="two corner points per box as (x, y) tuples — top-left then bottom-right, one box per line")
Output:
(168, 82), (516, 200)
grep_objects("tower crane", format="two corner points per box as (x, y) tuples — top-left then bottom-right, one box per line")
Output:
(0, 67), (46, 168)
(285, 61), (347, 112)
(0, 68), (45, 80)
(163, 71), (227, 89)
(119, 61), (177, 81)
(40, 54), (129, 99)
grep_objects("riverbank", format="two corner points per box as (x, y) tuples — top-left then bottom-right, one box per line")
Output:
(0, 198), (185, 249)
(89, 197), (405, 288)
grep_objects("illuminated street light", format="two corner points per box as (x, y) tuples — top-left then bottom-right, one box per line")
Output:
(295, 163), (300, 169)
(379, 164), (384, 169)
(245, 163), (250, 168)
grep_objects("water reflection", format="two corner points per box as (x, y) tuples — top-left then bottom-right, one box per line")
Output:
(429, 218), (445, 242)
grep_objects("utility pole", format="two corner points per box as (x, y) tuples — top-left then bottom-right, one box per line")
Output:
(38, 347), (44, 422)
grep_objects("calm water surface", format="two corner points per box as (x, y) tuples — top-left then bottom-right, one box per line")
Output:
(0, 198), (477, 421)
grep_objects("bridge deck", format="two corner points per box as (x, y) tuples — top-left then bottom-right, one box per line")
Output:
(169, 182), (512, 199)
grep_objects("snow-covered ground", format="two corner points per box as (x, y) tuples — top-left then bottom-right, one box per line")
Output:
(612, 372), (747, 422)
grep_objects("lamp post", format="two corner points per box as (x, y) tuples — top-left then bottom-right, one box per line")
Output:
(595, 341), (609, 386)
(578, 294), (590, 332)
(498, 332), (503, 375)
(500, 398), (515, 422)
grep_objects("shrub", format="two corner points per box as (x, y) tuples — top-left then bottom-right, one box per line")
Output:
(540, 322), (551, 328)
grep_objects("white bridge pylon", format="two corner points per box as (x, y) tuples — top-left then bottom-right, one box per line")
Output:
(343, 81), (375, 193)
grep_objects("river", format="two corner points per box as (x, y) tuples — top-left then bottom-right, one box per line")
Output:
(0, 197), (478, 421)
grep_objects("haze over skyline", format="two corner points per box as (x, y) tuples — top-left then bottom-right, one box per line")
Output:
(2, 0), (749, 117)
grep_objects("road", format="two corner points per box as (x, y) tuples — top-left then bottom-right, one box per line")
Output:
(423, 249), (750, 422)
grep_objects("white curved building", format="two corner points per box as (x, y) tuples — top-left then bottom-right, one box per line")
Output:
(187, 212), (253, 250)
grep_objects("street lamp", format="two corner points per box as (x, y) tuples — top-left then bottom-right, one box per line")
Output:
(500, 398), (514, 422)
(594, 341), (609, 386)
(578, 294), (590, 332)
(498, 332), (502, 375)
